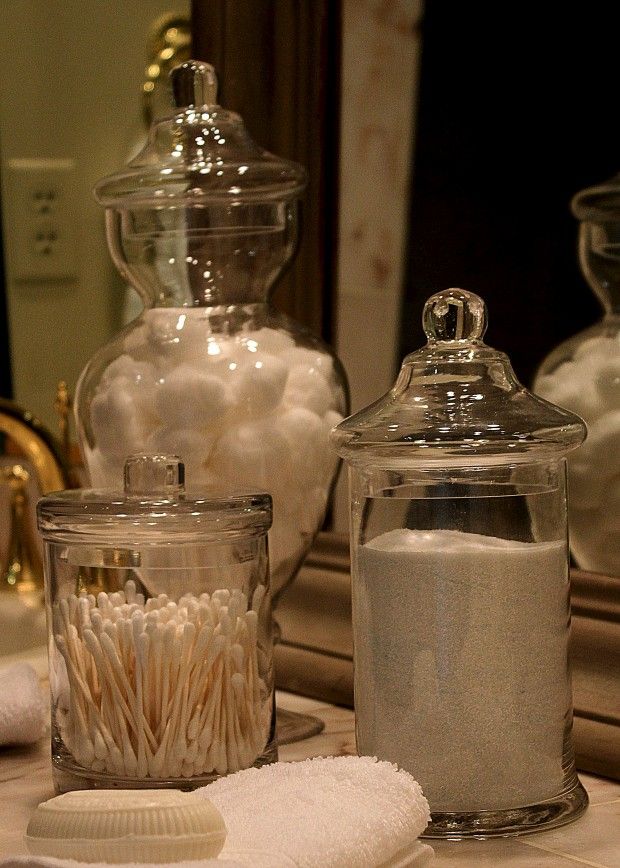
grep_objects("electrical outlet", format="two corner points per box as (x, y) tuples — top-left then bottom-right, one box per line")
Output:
(3, 158), (78, 281)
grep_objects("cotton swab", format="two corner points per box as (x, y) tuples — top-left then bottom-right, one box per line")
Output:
(52, 578), (270, 780)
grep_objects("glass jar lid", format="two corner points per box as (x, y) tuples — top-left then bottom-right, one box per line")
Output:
(572, 171), (620, 221)
(37, 454), (272, 543)
(94, 60), (307, 208)
(331, 289), (586, 467)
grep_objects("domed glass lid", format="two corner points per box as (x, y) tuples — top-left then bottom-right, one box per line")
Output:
(331, 289), (586, 467)
(37, 454), (272, 542)
(94, 60), (307, 208)
(572, 171), (620, 221)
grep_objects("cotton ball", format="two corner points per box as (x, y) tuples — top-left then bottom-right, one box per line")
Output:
(230, 353), (288, 416)
(279, 346), (334, 379)
(90, 382), (150, 458)
(585, 410), (620, 469)
(99, 358), (158, 420)
(146, 426), (216, 479)
(536, 365), (603, 422)
(601, 475), (620, 528)
(574, 336), (620, 362)
(278, 406), (327, 484)
(84, 447), (124, 488)
(101, 354), (154, 386)
(122, 321), (149, 354)
(245, 327), (295, 355)
(284, 364), (334, 416)
(145, 309), (186, 346)
(324, 408), (344, 432)
(595, 359), (620, 409)
(155, 364), (231, 428)
(209, 419), (294, 500)
(567, 461), (606, 510)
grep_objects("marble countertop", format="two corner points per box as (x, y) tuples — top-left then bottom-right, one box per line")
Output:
(1, 690), (619, 866)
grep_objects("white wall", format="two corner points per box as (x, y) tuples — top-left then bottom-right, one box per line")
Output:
(0, 0), (189, 431)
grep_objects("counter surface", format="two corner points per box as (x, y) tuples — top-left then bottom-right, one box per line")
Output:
(1, 691), (619, 866)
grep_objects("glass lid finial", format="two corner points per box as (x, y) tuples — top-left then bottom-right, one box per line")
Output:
(170, 59), (218, 108)
(422, 288), (488, 343)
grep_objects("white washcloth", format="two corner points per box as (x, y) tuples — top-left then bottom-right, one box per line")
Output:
(201, 755), (432, 867)
(1, 756), (433, 867)
(0, 663), (47, 746)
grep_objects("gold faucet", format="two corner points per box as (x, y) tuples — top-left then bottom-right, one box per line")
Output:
(1, 463), (43, 602)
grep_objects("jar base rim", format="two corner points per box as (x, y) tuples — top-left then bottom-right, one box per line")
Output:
(422, 779), (589, 839)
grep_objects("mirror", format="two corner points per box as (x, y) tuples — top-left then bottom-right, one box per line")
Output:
(0, 0), (191, 434)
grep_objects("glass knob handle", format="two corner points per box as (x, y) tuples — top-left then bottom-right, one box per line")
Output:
(170, 59), (218, 109)
(124, 454), (185, 498)
(423, 288), (488, 343)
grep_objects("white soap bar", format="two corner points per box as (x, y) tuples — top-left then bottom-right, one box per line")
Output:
(26, 789), (227, 864)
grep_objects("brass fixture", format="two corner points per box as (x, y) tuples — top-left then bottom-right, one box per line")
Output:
(0, 397), (67, 494)
(1, 463), (43, 601)
(142, 12), (192, 127)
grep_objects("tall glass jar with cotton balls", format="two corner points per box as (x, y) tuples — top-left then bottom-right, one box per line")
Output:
(75, 61), (348, 602)
(332, 289), (588, 838)
(534, 172), (620, 575)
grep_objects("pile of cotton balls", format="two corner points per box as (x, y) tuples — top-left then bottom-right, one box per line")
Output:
(535, 333), (620, 574)
(82, 309), (345, 595)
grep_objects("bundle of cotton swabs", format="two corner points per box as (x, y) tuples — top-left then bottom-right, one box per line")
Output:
(52, 579), (270, 780)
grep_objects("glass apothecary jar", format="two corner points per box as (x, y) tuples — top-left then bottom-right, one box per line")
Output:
(535, 172), (620, 575)
(332, 289), (588, 838)
(75, 60), (347, 601)
(37, 454), (275, 793)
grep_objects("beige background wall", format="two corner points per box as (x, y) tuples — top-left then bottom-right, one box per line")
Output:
(333, 0), (424, 530)
(0, 0), (189, 431)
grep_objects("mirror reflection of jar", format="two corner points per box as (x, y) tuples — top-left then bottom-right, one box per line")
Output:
(75, 61), (348, 601)
(534, 173), (620, 575)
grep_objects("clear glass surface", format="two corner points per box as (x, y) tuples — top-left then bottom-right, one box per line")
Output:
(37, 456), (276, 792)
(333, 290), (588, 836)
(535, 187), (620, 574)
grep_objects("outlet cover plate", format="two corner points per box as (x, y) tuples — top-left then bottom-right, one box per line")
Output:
(3, 157), (78, 281)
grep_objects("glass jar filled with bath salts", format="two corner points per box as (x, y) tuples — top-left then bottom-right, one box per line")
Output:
(37, 454), (275, 794)
(534, 172), (620, 575)
(331, 289), (589, 838)
(75, 60), (347, 605)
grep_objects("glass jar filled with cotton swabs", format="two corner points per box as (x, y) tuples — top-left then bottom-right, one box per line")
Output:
(37, 454), (274, 793)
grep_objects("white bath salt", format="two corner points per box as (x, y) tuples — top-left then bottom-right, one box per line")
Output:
(356, 528), (570, 813)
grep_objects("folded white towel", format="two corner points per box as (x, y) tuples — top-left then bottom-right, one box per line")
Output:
(202, 755), (432, 867)
(0, 663), (47, 746)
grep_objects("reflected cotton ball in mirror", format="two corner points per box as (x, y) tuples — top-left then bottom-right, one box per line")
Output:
(585, 410), (620, 470)
(595, 359), (620, 409)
